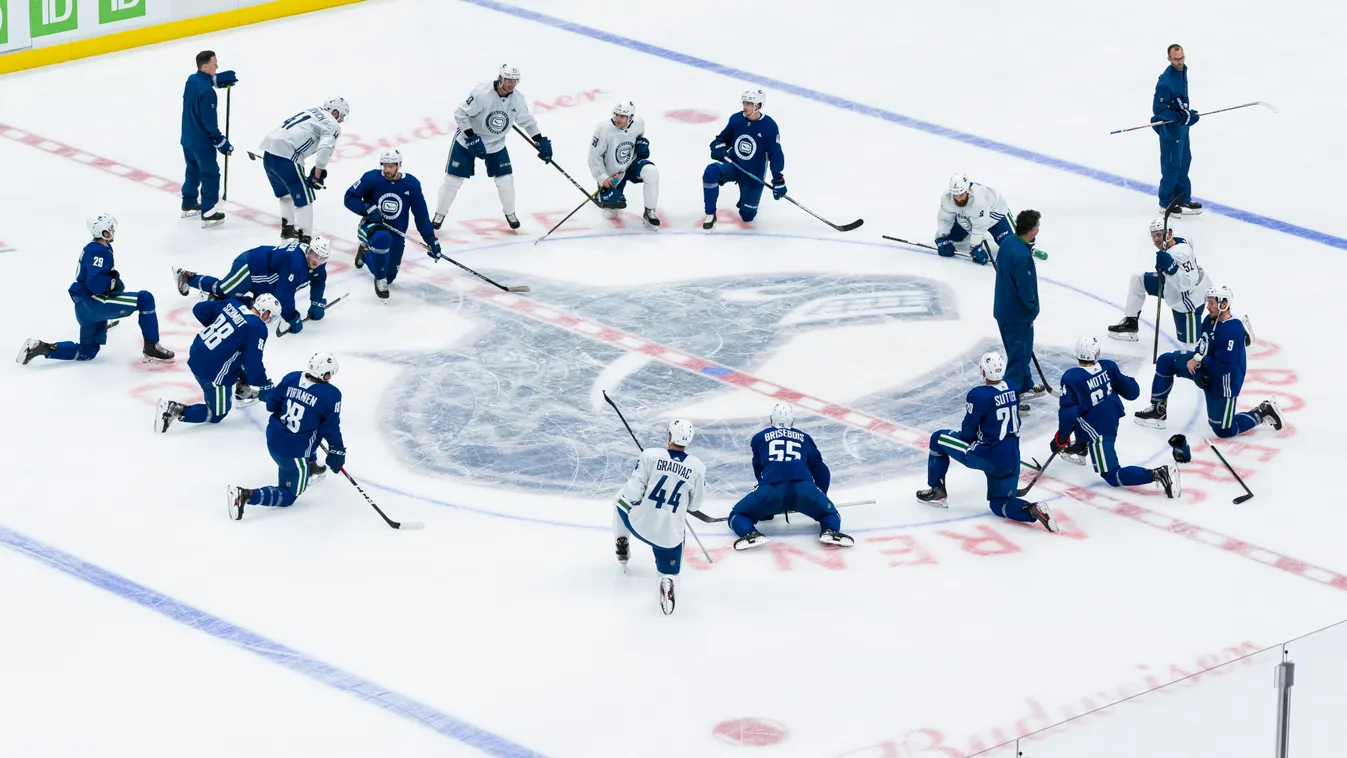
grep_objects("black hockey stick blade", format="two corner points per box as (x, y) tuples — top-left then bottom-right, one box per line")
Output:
(1209, 444), (1254, 504)
(881, 235), (937, 251)
(246, 150), (261, 161)
(1233, 493), (1254, 504)
(506, 285), (531, 293)
(830, 217), (865, 232)
(276, 292), (349, 338)
(690, 510), (728, 524)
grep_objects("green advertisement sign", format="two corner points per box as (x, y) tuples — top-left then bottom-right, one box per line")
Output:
(0, 0), (9, 45)
(29, 0), (77, 38)
(100, 0), (144, 25)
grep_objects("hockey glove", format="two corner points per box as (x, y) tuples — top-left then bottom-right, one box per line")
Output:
(1188, 109), (1200, 126)
(214, 70), (239, 88)
(772, 174), (787, 200)
(363, 205), (384, 224)
(325, 447), (346, 472)
(634, 136), (650, 160)
(286, 314), (304, 335)
(427, 240), (443, 260)
(213, 136), (234, 156)
(1050, 432), (1071, 455)
(257, 381), (274, 403)
(534, 135), (553, 163)
(599, 186), (627, 209)
(463, 131), (487, 158)
(969, 242), (991, 266)
(106, 270), (125, 295)
(710, 141), (729, 161)
(935, 237), (957, 258)
(307, 167), (327, 190)
(1154, 249), (1178, 275)
(308, 298), (326, 321)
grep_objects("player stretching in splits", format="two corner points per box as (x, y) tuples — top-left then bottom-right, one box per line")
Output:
(614, 419), (708, 615)
(18, 214), (174, 365)
(153, 294), (281, 434)
(588, 100), (661, 230)
(728, 403), (854, 550)
(1135, 286), (1284, 436)
(228, 352), (345, 520)
(702, 89), (785, 231)
(1054, 337), (1180, 498)
(344, 149), (442, 300)
(917, 351), (1059, 533)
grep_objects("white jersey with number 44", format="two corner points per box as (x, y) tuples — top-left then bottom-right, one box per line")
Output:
(615, 447), (706, 549)
(258, 107), (342, 169)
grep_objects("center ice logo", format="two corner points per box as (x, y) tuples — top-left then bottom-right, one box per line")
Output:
(377, 192), (403, 220)
(734, 135), (757, 161)
(615, 140), (635, 165)
(486, 110), (510, 134)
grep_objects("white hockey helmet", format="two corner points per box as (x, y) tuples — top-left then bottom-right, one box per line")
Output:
(252, 293), (282, 324)
(741, 88), (765, 107)
(323, 96), (350, 122)
(949, 172), (971, 197)
(769, 402), (795, 429)
(1148, 217), (1168, 234)
(379, 148), (403, 166)
(307, 352), (339, 382)
(612, 100), (635, 119)
(1206, 284), (1234, 313)
(305, 235), (331, 262)
(87, 213), (117, 241)
(980, 351), (1007, 382)
(668, 418), (695, 447)
(1075, 335), (1101, 362)
(498, 63), (521, 81)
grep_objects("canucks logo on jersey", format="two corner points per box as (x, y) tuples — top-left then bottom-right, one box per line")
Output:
(376, 192), (404, 220)
(615, 140), (635, 164)
(734, 134), (758, 160)
(486, 110), (510, 134)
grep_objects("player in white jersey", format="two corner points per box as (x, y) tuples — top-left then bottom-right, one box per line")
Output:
(588, 101), (661, 231)
(258, 96), (349, 241)
(934, 172), (1013, 266)
(1108, 218), (1210, 346)
(614, 419), (708, 615)
(433, 65), (553, 232)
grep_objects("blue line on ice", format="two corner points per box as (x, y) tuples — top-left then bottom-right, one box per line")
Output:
(0, 524), (548, 758)
(460, 0), (1347, 251)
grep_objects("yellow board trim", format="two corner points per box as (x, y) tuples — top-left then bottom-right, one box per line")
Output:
(0, 0), (365, 75)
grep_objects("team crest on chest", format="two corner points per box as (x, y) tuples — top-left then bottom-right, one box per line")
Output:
(486, 110), (510, 134)
(734, 135), (758, 160)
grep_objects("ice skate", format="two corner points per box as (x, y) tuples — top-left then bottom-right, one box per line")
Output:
(1150, 463), (1181, 499)
(1108, 316), (1140, 342)
(280, 220), (299, 240)
(153, 399), (183, 433)
(173, 267), (194, 296)
(1061, 439), (1088, 465)
(642, 208), (660, 231)
(1134, 401), (1167, 429)
(1257, 398), (1284, 431)
(201, 211), (226, 228)
(180, 201), (201, 218)
(733, 530), (770, 551)
(308, 461), (327, 484)
(702, 214), (716, 231)
(234, 381), (259, 408)
(354, 243), (367, 269)
(505, 213), (521, 230)
(659, 576), (675, 616)
(615, 536), (629, 569)
(375, 277), (390, 301)
(227, 485), (250, 521)
(142, 341), (176, 363)
(16, 338), (54, 365)
(432, 213), (444, 230)
(916, 482), (948, 508)
(1027, 502), (1060, 533)
(818, 529), (855, 547)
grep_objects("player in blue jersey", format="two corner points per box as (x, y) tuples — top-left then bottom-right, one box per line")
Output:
(1054, 337), (1180, 497)
(728, 403), (853, 550)
(152, 294), (281, 433)
(702, 89), (785, 231)
(916, 351), (1059, 532)
(173, 237), (329, 335)
(344, 149), (442, 300)
(1135, 286), (1284, 437)
(228, 352), (346, 519)
(17, 214), (175, 366)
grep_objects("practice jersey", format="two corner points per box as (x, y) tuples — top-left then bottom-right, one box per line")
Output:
(452, 81), (539, 154)
(343, 170), (437, 241)
(1195, 315), (1249, 397)
(749, 426), (831, 492)
(936, 183), (1011, 246)
(68, 240), (116, 302)
(265, 370), (344, 460)
(713, 112), (784, 179)
(187, 298), (270, 387)
(240, 243), (328, 321)
(615, 447), (706, 549)
(1154, 237), (1208, 312)
(957, 382), (1022, 462)
(258, 107), (342, 170)
(1056, 359), (1140, 440)
(588, 115), (647, 182)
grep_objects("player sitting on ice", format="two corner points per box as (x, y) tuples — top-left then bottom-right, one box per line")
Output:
(1108, 217), (1209, 347)
(433, 64), (552, 232)
(702, 88), (785, 231)
(917, 351), (1059, 533)
(729, 403), (853, 550)
(1135, 286), (1283, 437)
(344, 148), (442, 300)
(18, 214), (174, 365)
(258, 97), (349, 241)
(934, 173), (1013, 266)
(1054, 336), (1180, 497)
(228, 352), (346, 520)
(614, 419), (708, 616)
(174, 237), (329, 337)
(588, 100), (661, 230)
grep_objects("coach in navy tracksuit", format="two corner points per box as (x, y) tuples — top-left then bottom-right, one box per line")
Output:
(993, 210), (1042, 407)
(1152, 44), (1201, 214)
(180, 50), (237, 224)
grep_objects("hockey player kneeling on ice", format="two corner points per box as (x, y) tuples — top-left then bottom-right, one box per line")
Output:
(729, 403), (853, 551)
(154, 294), (280, 434)
(589, 100), (661, 230)
(1108, 218), (1208, 346)
(702, 88), (785, 231)
(17, 214), (174, 366)
(258, 97), (349, 241)
(1054, 337), (1180, 498)
(1135, 286), (1284, 437)
(614, 419), (708, 616)
(917, 351), (1059, 533)
(173, 237), (329, 336)
(229, 352), (345, 520)
(344, 149), (442, 281)
(934, 173), (1013, 266)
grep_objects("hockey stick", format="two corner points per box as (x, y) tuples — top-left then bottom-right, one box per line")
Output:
(689, 498), (877, 524)
(381, 225), (530, 293)
(276, 292), (349, 338)
(222, 86), (232, 202)
(602, 391), (712, 563)
(510, 124), (600, 206)
(1209, 444), (1254, 504)
(535, 176), (615, 246)
(723, 159), (863, 232)
(1016, 449), (1058, 497)
(881, 234), (1048, 262)
(1154, 196), (1185, 363)
(321, 444), (423, 530)
(1030, 353), (1061, 398)
(1110, 101), (1279, 135)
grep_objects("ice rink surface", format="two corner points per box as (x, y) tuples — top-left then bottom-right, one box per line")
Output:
(3, 0), (1347, 755)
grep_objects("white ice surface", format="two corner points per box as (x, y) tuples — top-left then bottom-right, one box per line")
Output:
(2, 1), (1346, 756)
